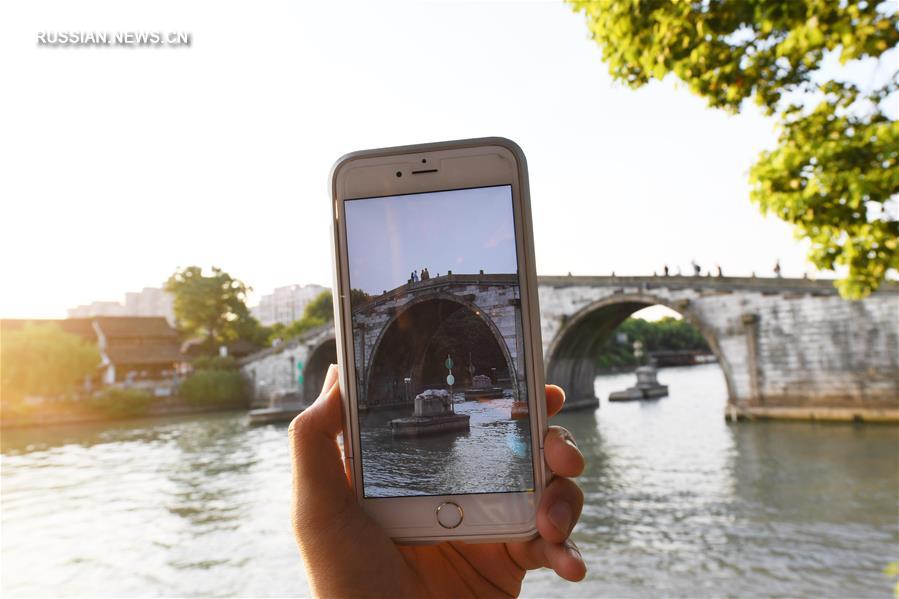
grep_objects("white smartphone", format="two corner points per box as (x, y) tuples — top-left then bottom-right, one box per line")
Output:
(329, 137), (547, 543)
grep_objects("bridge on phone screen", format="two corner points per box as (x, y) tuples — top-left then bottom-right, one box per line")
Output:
(240, 275), (899, 422)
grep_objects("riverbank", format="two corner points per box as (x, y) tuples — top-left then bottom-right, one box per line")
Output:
(732, 405), (899, 423)
(0, 397), (248, 429)
(596, 358), (717, 375)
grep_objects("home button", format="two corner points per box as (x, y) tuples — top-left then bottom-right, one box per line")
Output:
(436, 502), (463, 529)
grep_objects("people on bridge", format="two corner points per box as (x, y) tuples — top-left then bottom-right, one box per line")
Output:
(288, 365), (587, 596)
(421, 267), (430, 281)
(774, 259), (782, 277)
(663, 264), (669, 276)
(716, 265), (723, 277)
(691, 260), (701, 276)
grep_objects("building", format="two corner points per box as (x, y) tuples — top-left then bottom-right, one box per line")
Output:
(124, 287), (174, 321)
(92, 316), (186, 384)
(67, 301), (126, 318)
(1, 316), (187, 386)
(251, 284), (327, 326)
(68, 287), (175, 325)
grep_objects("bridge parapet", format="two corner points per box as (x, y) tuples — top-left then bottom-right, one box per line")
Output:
(354, 273), (520, 313)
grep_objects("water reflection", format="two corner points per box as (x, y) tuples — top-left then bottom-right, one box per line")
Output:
(359, 395), (534, 497)
(1, 365), (896, 597)
(1, 414), (311, 597)
(523, 365), (898, 598)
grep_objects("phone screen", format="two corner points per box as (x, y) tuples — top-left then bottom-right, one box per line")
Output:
(344, 184), (535, 498)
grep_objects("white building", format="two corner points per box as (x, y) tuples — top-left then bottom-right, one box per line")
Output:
(252, 284), (327, 326)
(68, 287), (176, 325)
(67, 301), (126, 318)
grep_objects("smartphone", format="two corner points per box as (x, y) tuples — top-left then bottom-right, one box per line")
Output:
(329, 137), (547, 543)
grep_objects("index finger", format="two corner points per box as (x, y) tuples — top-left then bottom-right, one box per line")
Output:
(545, 384), (565, 417)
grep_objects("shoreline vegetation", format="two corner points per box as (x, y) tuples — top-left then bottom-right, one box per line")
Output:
(1, 396), (248, 429)
(1, 351), (250, 430)
(594, 316), (712, 372)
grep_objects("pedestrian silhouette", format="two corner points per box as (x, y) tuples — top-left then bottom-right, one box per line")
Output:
(774, 260), (782, 277)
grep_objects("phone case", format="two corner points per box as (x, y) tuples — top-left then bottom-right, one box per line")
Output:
(329, 137), (547, 543)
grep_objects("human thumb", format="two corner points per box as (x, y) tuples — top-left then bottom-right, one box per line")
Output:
(288, 365), (410, 597)
(288, 364), (354, 533)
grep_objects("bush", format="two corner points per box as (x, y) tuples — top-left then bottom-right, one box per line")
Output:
(180, 370), (246, 406)
(88, 388), (154, 418)
(191, 355), (238, 371)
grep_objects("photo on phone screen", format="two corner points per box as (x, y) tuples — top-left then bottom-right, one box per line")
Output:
(344, 184), (535, 498)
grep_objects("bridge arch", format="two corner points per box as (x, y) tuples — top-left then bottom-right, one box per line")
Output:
(545, 293), (736, 408)
(302, 337), (337, 403)
(362, 292), (518, 407)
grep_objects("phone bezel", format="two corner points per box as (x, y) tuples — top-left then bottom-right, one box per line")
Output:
(329, 138), (547, 543)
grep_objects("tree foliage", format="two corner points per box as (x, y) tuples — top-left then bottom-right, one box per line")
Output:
(350, 288), (372, 310)
(619, 316), (709, 352)
(164, 266), (254, 347)
(568, 0), (898, 297)
(0, 323), (99, 400)
(303, 290), (334, 323)
(595, 316), (711, 371)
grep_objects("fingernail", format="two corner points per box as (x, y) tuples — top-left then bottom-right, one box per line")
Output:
(556, 429), (577, 447)
(548, 501), (572, 536)
(320, 365), (338, 395)
(565, 539), (585, 567)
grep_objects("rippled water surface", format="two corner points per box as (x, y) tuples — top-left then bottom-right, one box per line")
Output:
(2, 364), (897, 597)
(359, 394), (534, 497)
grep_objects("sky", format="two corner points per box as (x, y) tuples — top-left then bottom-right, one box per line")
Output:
(0, 0), (870, 318)
(345, 186), (517, 295)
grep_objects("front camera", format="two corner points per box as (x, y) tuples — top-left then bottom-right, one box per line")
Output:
(395, 171), (402, 178)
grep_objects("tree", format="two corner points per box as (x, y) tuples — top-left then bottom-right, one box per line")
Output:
(234, 314), (273, 348)
(276, 290), (334, 341)
(593, 316), (711, 371)
(303, 290), (334, 323)
(0, 323), (99, 400)
(568, 0), (898, 298)
(350, 288), (372, 310)
(164, 266), (254, 348)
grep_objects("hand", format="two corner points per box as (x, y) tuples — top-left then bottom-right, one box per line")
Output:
(289, 365), (586, 597)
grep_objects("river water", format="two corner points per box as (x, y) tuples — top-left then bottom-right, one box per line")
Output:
(2, 364), (897, 597)
(359, 394), (534, 498)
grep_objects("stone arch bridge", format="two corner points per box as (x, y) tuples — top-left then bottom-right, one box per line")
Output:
(241, 275), (898, 421)
(349, 274), (525, 408)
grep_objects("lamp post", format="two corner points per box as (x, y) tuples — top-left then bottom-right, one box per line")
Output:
(445, 354), (455, 414)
